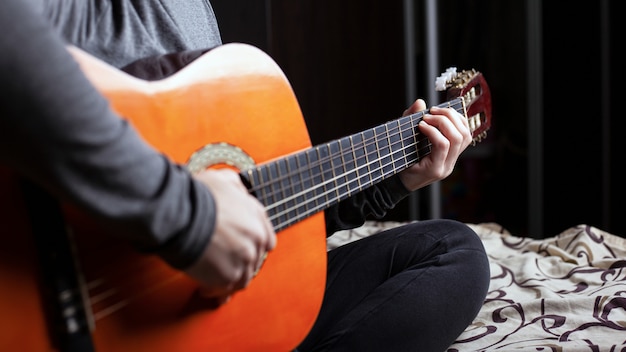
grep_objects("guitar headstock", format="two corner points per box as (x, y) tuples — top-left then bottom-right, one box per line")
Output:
(436, 67), (492, 143)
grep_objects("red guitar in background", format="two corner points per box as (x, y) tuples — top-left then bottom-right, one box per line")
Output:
(0, 43), (491, 351)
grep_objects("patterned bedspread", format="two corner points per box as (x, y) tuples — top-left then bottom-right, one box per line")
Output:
(327, 222), (626, 351)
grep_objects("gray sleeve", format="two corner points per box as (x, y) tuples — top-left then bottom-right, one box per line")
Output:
(0, 0), (216, 270)
(325, 175), (411, 235)
(40, 0), (222, 68)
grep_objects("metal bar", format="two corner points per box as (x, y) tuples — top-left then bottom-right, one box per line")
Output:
(425, 0), (441, 219)
(526, 0), (543, 238)
(403, 0), (420, 220)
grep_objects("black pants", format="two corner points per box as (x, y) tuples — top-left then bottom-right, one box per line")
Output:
(298, 219), (490, 352)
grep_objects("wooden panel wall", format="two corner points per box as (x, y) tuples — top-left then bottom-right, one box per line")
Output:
(267, 1), (408, 146)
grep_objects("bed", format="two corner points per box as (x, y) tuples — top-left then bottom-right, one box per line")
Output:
(327, 221), (626, 351)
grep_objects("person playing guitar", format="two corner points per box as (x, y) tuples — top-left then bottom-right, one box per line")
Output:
(0, 1), (491, 351)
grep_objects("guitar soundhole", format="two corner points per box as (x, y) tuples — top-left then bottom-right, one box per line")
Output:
(186, 142), (255, 174)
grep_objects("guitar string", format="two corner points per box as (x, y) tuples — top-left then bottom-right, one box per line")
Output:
(248, 100), (464, 199)
(248, 99), (465, 199)
(252, 123), (423, 211)
(269, 138), (431, 230)
(88, 271), (185, 321)
(258, 102), (466, 226)
(250, 101), (467, 228)
(79, 255), (190, 321)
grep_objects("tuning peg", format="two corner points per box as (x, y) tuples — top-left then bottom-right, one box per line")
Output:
(445, 67), (457, 75)
(435, 67), (459, 91)
(435, 76), (448, 91)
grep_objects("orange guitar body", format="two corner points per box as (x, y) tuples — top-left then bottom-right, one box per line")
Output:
(0, 44), (327, 351)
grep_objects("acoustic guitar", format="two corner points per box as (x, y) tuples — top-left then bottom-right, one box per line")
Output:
(0, 43), (491, 351)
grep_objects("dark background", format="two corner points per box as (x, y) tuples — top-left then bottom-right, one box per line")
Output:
(212, 0), (623, 238)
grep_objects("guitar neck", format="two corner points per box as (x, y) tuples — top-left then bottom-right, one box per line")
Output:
(240, 97), (467, 232)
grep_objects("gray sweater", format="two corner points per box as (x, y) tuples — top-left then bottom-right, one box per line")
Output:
(39, 0), (222, 68)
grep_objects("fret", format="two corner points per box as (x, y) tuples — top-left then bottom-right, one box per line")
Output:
(386, 120), (401, 173)
(245, 168), (260, 199)
(319, 143), (339, 204)
(398, 115), (417, 166)
(458, 98), (467, 117)
(254, 164), (275, 220)
(294, 152), (312, 215)
(268, 162), (285, 227)
(316, 145), (329, 206)
(357, 130), (370, 188)
(308, 147), (326, 209)
(337, 139), (349, 199)
(339, 136), (358, 198)
(416, 134), (431, 162)
(348, 135), (363, 192)
(278, 156), (297, 224)
(363, 128), (381, 186)
(255, 165), (268, 207)
(315, 144), (332, 204)
(410, 114), (430, 162)
(375, 124), (393, 179)
(327, 140), (346, 203)
(302, 149), (317, 211)
(437, 97), (464, 116)
(351, 133), (368, 191)
(386, 121), (402, 176)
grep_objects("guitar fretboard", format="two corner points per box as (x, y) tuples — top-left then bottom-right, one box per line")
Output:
(241, 98), (466, 231)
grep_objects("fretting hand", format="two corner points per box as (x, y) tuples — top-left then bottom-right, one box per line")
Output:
(398, 99), (473, 191)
